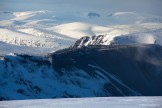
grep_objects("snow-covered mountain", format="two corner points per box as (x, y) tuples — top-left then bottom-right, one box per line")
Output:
(1, 0), (162, 102)
(1, 44), (162, 100)
(71, 23), (162, 48)
(72, 32), (162, 48)
(1, 10), (162, 54)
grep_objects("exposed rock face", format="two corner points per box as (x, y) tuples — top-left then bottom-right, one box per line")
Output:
(71, 35), (108, 48)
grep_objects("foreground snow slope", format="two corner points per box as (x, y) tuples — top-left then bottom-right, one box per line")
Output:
(0, 97), (162, 108)
(1, 44), (162, 100)
(0, 10), (162, 54)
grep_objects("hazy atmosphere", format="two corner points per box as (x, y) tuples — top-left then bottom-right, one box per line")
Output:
(1, 0), (162, 16)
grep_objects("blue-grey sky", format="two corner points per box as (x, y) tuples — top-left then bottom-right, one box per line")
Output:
(0, 0), (162, 16)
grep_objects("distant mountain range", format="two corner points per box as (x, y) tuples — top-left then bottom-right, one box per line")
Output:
(0, 11), (162, 55)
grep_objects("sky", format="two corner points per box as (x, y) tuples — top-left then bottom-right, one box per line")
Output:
(0, 0), (162, 16)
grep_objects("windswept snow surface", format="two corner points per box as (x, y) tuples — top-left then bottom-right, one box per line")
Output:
(0, 9), (162, 54)
(0, 97), (162, 108)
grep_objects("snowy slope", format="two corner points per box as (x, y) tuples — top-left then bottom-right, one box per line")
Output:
(0, 28), (73, 48)
(71, 23), (162, 47)
(1, 44), (162, 100)
(1, 10), (162, 54)
(0, 97), (162, 108)
(0, 41), (53, 55)
(0, 11), (76, 54)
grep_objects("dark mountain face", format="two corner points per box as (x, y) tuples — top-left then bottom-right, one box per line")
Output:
(1, 44), (162, 100)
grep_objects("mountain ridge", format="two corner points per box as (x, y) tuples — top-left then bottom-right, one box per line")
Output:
(1, 44), (162, 100)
